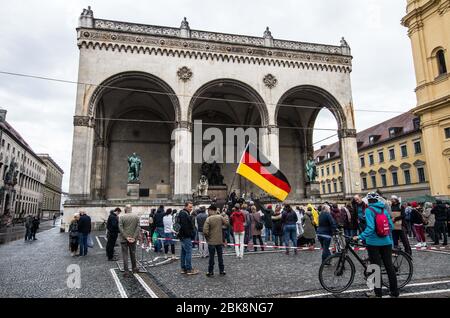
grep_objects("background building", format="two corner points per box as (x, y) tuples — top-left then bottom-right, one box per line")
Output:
(0, 109), (47, 225)
(37, 154), (64, 219)
(402, 0), (450, 199)
(315, 111), (430, 200)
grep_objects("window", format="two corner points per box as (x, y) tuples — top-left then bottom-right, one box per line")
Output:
(414, 141), (422, 154)
(322, 184), (326, 194)
(437, 49), (447, 75)
(362, 177), (368, 190)
(327, 183), (332, 193)
(369, 154), (374, 165)
(418, 167), (426, 183)
(340, 181), (344, 191)
(360, 156), (365, 168)
(371, 175), (377, 189)
(338, 163), (342, 172)
(404, 170), (411, 185)
(445, 128), (450, 139)
(378, 151), (384, 163)
(332, 165), (336, 174)
(401, 144), (408, 158)
(389, 148), (396, 161)
(326, 166), (330, 176)
(1, 139), (4, 147)
(333, 182), (337, 193)
(392, 172), (399, 186)
(7, 143), (10, 151)
(413, 118), (421, 130)
(381, 174), (387, 187)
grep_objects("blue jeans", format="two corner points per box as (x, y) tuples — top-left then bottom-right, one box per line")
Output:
(318, 235), (331, 263)
(180, 238), (193, 271)
(164, 232), (175, 254)
(284, 224), (297, 250)
(265, 227), (272, 242)
(155, 227), (165, 252)
(79, 233), (88, 256)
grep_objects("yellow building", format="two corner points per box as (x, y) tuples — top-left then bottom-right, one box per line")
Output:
(402, 0), (450, 199)
(315, 111), (430, 200)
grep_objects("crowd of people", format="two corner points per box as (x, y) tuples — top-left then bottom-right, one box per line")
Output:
(66, 193), (450, 296)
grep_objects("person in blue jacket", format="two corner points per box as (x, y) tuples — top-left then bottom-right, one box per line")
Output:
(353, 192), (399, 298)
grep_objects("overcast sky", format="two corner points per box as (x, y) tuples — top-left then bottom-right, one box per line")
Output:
(0, 0), (417, 192)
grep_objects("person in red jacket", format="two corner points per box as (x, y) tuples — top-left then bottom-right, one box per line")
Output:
(230, 204), (246, 259)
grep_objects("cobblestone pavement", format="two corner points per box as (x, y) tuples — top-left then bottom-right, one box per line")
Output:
(1, 227), (449, 298)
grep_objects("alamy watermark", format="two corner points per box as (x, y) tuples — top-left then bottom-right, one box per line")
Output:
(66, 264), (81, 289)
(170, 120), (279, 174)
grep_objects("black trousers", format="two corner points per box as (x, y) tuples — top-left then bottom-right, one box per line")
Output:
(252, 235), (264, 251)
(367, 245), (399, 297)
(208, 245), (224, 274)
(434, 221), (448, 245)
(392, 229), (412, 255)
(106, 232), (118, 260)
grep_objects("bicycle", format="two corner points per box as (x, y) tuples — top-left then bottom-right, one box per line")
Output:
(318, 230), (413, 293)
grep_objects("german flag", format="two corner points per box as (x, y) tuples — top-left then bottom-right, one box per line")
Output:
(236, 142), (291, 201)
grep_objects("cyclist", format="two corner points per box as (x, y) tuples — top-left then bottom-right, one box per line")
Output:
(353, 192), (399, 298)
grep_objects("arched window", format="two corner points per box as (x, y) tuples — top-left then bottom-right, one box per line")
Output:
(437, 49), (447, 75)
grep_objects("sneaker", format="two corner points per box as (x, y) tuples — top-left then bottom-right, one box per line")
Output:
(285, 250), (289, 255)
(294, 249), (298, 255)
(132, 268), (139, 274)
(180, 269), (188, 274)
(206, 272), (214, 277)
(421, 242), (427, 247)
(414, 243), (422, 248)
(220, 272), (226, 276)
(186, 269), (199, 276)
(365, 291), (379, 298)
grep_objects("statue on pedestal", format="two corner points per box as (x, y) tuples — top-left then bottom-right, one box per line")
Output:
(305, 157), (318, 183)
(200, 161), (225, 186)
(197, 175), (209, 197)
(127, 153), (142, 183)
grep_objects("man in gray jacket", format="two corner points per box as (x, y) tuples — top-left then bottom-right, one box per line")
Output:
(196, 206), (209, 258)
(119, 205), (141, 277)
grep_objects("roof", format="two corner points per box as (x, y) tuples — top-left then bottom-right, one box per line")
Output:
(37, 154), (64, 174)
(314, 111), (419, 162)
(0, 120), (45, 164)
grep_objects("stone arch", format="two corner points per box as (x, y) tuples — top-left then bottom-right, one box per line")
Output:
(187, 78), (269, 126)
(275, 85), (347, 131)
(88, 71), (181, 122)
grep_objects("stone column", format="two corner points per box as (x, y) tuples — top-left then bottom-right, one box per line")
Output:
(173, 121), (192, 201)
(69, 116), (95, 200)
(339, 129), (361, 197)
(93, 138), (107, 199)
(260, 125), (280, 168)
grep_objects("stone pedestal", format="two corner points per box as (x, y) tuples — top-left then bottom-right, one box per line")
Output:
(306, 182), (321, 200)
(156, 184), (171, 198)
(208, 185), (228, 201)
(127, 183), (140, 200)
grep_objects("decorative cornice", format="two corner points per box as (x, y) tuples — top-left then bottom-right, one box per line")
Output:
(92, 19), (349, 56)
(378, 168), (387, 174)
(176, 121), (192, 131)
(368, 170), (377, 176)
(400, 162), (412, 170)
(388, 165), (398, 172)
(177, 66), (193, 82)
(438, 0), (450, 15)
(77, 29), (352, 73)
(413, 160), (426, 167)
(338, 128), (357, 138)
(263, 74), (278, 89)
(442, 148), (450, 156)
(266, 125), (279, 135)
(73, 116), (94, 127)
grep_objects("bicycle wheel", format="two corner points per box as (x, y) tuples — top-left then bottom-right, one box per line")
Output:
(319, 253), (356, 293)
(381, 250), (413, 289)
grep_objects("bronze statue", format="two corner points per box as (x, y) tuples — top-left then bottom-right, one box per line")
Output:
(127, 153), (142, 183)
(305, 157), (318, 183)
